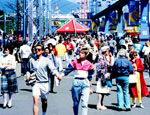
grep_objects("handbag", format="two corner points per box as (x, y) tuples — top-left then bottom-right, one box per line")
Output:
(129, 74), (137, 84)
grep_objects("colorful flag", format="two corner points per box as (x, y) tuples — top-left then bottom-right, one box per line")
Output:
(92, 21), (97, 32)
(128, 1), (139, 26)
(109, 11), (118, 31)
(99, 17), (106, 32)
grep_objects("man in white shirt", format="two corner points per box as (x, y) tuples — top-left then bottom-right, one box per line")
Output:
(19, 41), (31, 75)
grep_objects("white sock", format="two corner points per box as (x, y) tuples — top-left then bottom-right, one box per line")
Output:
(42, 112), (46, 115)
(8, 94), (12, 107)
(3, 93), (8, 106)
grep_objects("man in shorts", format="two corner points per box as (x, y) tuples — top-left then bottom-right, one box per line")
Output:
(26, 44), (60, 115)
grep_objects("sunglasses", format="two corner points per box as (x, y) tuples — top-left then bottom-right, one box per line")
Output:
(35, 48), (42, 51)
(133, 55), (137, 56)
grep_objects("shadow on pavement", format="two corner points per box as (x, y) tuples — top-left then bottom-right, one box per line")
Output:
(88, 104), (96, 109)
(0, 103), (3, 108)
(88, 103), (123, 111)
(92, 83), (97, 86)
(20, 89), (32, 92)
(111, 89), (117, 92)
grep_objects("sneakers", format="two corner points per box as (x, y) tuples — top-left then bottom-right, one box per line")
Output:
(139, 103), (144, 109)
(97, 105), (107, 110)
(132, 104), (136, 108)
(132, 103), (144, 109)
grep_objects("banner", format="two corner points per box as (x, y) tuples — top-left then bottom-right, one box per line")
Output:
(88, 21), (92, 31)
(92, 21), (97, 32)
(109, 11), (118, 30)
(128, 1), (139, 26)
(99, 17), (106, 32)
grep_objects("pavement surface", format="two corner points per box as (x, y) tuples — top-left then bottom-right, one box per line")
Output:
(0, 63), (150, 115)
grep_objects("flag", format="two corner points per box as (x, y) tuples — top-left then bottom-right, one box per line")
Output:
(99, 18), (106, 32)
(88, 21), (92, 31)
(109, 11), (118, 31)
(92, 21), (97, 32)
(128, 1), (139, 26)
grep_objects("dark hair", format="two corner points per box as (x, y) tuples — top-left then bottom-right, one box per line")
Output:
(129, 50), (137, 58)
(3, 46), (12, 54)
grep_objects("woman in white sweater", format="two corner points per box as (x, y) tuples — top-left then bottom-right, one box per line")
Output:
(0, 46), (18, 108)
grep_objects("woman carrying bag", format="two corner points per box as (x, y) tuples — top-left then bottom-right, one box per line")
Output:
(129, 50), (149, 109)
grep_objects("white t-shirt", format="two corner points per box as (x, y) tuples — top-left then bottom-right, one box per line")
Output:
(19, 44), (31, 58)
(142, 46), (150, 55)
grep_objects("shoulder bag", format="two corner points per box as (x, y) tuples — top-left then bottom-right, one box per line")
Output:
(129, 74), (137, 84)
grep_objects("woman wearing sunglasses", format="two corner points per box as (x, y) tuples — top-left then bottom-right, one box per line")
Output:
(129, 50), (149, 109)
(0, 46), (18, 108)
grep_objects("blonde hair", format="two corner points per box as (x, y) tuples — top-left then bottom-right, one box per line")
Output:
(145, 40), (150, 47)
(79, 47), (89, 55)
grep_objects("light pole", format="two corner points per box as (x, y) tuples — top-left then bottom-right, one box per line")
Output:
(23, 0), (26, 40)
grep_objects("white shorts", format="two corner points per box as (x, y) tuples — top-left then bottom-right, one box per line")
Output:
(32, 82), (49, 99)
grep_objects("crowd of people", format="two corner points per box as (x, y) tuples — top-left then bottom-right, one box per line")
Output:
(0, 32), (150, 115)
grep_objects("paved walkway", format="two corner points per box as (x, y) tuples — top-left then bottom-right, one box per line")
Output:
(0, 63), (150, 115)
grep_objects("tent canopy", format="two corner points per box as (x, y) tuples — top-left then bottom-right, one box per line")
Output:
(56, 20), (88, 33)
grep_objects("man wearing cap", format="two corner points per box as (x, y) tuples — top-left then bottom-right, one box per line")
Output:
(128, 42), (134, 53)
(112, 49), (134, 111)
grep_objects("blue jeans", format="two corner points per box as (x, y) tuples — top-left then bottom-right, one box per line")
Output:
(116, 76), (130, 109)
(71, 78), (90, 115)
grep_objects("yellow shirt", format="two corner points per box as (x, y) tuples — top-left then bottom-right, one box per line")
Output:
(55, 44), (66, 56)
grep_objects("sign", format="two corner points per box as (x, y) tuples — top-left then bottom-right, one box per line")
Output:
(141, 15), (148, 23)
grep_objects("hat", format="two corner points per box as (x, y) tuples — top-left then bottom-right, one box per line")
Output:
(118, 49), (127, 57)
(101, 46), (109, 53)
(128, 42), (133, 46)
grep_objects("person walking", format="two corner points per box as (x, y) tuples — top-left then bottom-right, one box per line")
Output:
(19, 41), (31, 75)
(142, 41), (150, 69)
(129, 50), (149, 109)
(26, 44), (59, 115)
(0, 46), (18, 108)
(112, 49), (134, 111)
(55, 39), (66, 72)
(58, 47), (94, 115)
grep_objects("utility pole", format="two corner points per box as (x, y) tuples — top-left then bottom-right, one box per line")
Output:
(39, 0), (43, 38)
(46, 0), (49, 35)
(49, 0), (52, 34)
(23, 0), (27, 40)
(36, 0), (39, 39)
(28, 0), (33, 41)
(43, 0), (45, 36)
